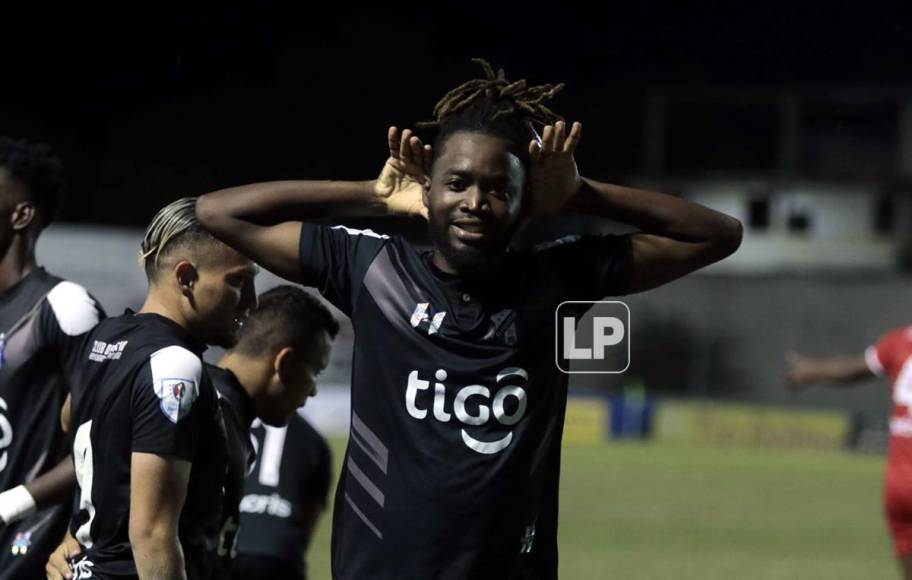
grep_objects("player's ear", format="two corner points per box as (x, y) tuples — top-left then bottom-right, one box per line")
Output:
(175, 261), (199, 300)
(273, 346), (295, 383)
(10, 201), (35, 232)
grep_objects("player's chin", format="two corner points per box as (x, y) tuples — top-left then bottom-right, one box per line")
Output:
(211, 326), (240, 349)
(261, 410), (293, 428)
(447, 238), (507, 269)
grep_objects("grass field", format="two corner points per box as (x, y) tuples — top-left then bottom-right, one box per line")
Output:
(305, 440), (894, 579)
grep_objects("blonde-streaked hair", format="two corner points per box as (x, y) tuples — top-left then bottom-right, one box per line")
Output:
(139, 197), (217, 280)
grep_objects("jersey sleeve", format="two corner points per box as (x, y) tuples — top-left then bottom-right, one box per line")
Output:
(298, 223), (391, 315)
(131, 345), (211, 461)
(867, 327), (911, 378)
(536, 234), (635, 300)
(39, 281), (105, 379)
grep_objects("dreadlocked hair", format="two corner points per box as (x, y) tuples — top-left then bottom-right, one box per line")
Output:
(0, 136), (65, 229)
(139, 197), (217, 281)
(417, 59), (564, 166)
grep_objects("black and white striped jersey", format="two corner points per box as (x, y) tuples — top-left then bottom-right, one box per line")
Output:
(297, 224), (632, 580)
(66, 311), (225, 580)
(0, 268), (103, 580)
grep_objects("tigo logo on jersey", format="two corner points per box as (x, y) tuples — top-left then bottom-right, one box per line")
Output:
(410, 303), (446, 335)
(155, 378), (199, 423)
(405, 367), (528, 454)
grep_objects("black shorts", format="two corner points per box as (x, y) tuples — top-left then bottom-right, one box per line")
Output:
(231, 554), (305, 580)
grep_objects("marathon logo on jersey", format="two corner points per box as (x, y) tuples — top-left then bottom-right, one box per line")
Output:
(555, 301), (630, 374)
(405, 367), (528, 455)
(155, 378), (199, 423)
(88, 340), (129, 362)
(410, 303), (446, 335)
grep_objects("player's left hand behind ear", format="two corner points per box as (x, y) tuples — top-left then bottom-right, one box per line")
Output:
(527, 120), (583, 217)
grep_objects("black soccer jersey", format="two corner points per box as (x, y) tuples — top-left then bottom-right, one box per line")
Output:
(297, 224), (632, 580)
(66, 311), (226, 580)
(235, 412), (332, 578)
(209, 365), (257, 578)
(0, 268), (103, 580)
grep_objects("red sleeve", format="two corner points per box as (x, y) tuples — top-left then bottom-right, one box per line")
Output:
(867, 327), (911, 378)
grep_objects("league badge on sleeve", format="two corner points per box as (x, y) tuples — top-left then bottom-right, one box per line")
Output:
(155, 378), (199, 423)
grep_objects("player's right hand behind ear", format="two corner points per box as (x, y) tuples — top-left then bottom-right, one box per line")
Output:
(373, 127), (431, 219)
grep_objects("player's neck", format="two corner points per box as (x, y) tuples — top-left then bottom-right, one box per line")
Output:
(137, 290), (189, 331)
(217, 352), (266, 401)
(0, 234), (37, 295)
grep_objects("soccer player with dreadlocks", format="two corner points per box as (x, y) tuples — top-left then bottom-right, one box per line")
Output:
(0, 137), (104, 579)
(197, 60), (743, 579)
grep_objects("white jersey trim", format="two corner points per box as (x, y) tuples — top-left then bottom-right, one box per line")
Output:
(865, 346), (885, 377)
(330, 225), (389, 239)
(47, 281), (101, 336)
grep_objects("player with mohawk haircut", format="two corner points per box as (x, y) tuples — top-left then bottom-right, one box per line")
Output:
(50, 198), (257, 580)
(198, 60), (742, 579)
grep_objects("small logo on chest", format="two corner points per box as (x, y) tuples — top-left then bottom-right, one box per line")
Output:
(410, 303), (446, 335)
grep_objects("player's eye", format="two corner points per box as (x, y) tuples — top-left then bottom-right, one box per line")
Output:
(446, 179), (466, 192)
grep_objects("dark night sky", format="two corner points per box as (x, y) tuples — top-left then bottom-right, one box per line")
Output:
(3, 1), (912, 226)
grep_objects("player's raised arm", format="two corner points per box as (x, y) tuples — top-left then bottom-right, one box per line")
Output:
(526, 120), (743, 293)
(785, 351), (873, 390)
(129, 453), (192, 580)
(196, 127), (430, 282)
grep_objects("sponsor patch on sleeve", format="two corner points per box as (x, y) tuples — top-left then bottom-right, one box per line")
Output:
(155, 378), (199, 423)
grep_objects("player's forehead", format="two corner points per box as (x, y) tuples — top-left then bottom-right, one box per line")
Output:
(435, 132), (524, 179)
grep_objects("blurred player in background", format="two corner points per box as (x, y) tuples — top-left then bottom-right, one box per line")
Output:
(197, 60), (742, 579)
(233, 408), (333, 580)
(0, 136), (104, 579)
(213, 284), (336, 579)
(788, 329), (912, 579)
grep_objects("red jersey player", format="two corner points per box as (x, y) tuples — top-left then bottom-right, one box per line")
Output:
(787, 326), (912, 579)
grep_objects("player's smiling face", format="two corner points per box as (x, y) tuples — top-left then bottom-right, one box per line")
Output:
(425, 132), (525, 275)
(188, 244), (258, 348)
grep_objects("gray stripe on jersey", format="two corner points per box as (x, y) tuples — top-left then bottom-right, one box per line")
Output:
(351, 411), (388, 474)
(363, 248), (416, 332)
(346, 456), (385, 508)
(344, 492), (383, 540)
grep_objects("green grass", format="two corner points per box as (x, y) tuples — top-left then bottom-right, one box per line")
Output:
(306, 440), (895, 579)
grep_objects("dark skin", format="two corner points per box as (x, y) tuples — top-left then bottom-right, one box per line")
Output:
(0, 168), (40, 295)
(196, 120), (742, 291)
(0, 168), (77, 525)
